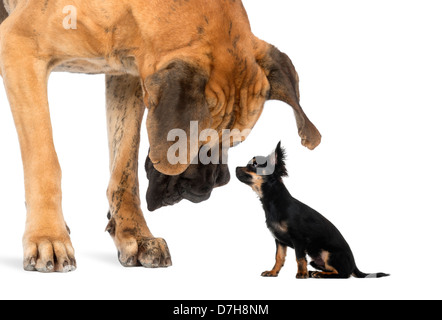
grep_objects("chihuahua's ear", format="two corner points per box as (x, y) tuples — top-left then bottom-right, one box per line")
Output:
(144, 61), (212, 175)
(256, 42), (322, 150)
(275, 141), (285, 164)
(269, 141), (288, 178)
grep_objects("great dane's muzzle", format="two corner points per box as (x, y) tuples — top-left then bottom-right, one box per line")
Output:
(145, 151), (231, 211)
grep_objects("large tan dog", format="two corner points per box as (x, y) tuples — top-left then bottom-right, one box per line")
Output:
(0, 0), (321, 272)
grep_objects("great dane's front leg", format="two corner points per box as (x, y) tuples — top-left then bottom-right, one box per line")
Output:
(105, 75), (172, 268)
(1, 39), (75, 272)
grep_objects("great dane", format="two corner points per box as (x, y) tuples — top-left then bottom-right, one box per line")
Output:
(0, 0), (321, 272)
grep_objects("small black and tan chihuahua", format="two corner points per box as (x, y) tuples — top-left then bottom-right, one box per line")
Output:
(236, 142), (389, 279)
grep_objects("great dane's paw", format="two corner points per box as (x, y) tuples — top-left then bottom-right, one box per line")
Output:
(137, 238), (172, 268)
(106, 214), (172, 268)
(106, 219), (171, 268)
(261, 270), (279, 277)
(116, 237), (172, 268)
(23, 231), (76, 273)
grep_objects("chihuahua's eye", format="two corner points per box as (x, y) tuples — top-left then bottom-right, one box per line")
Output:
(253, 161), (258, 168)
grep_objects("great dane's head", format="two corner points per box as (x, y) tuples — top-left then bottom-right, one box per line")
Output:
(143, 37), (321, 211)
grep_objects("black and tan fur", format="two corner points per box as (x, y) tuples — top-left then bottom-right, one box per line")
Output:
(236, 143), (389, 279)
(0, 0), (321, 272)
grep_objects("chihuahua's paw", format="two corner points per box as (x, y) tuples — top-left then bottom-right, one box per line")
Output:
(261, 270), (279, 277)
(296, 271), (309, 279)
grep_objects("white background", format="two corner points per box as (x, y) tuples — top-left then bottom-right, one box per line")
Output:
(0, 0), (441, 300)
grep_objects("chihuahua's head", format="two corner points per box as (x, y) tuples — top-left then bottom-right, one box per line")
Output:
(236, 142), (288, 197)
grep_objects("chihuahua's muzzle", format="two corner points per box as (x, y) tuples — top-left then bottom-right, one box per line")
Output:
(236, 167), (253, 185)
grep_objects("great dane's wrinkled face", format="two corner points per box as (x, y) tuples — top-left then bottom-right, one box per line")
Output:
(143, 43), (322, 211)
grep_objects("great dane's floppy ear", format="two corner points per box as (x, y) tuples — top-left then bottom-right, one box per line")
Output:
(144, 60), (212, 175)
(257, 44), (322, 150)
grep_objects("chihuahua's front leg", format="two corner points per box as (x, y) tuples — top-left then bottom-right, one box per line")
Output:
(261, 240), (287, 277)
(294, 244), (309, 279)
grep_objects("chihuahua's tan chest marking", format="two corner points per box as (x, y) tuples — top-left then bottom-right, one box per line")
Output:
(268, 221), (290, 243)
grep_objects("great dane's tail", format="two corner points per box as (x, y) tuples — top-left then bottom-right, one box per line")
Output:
(0, 1), (8, 24)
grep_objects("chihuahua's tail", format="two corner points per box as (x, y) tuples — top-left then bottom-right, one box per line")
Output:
(353, 268), (390, 279)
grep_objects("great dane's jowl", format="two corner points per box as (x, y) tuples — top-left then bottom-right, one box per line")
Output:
(0, 0), (321, 272)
